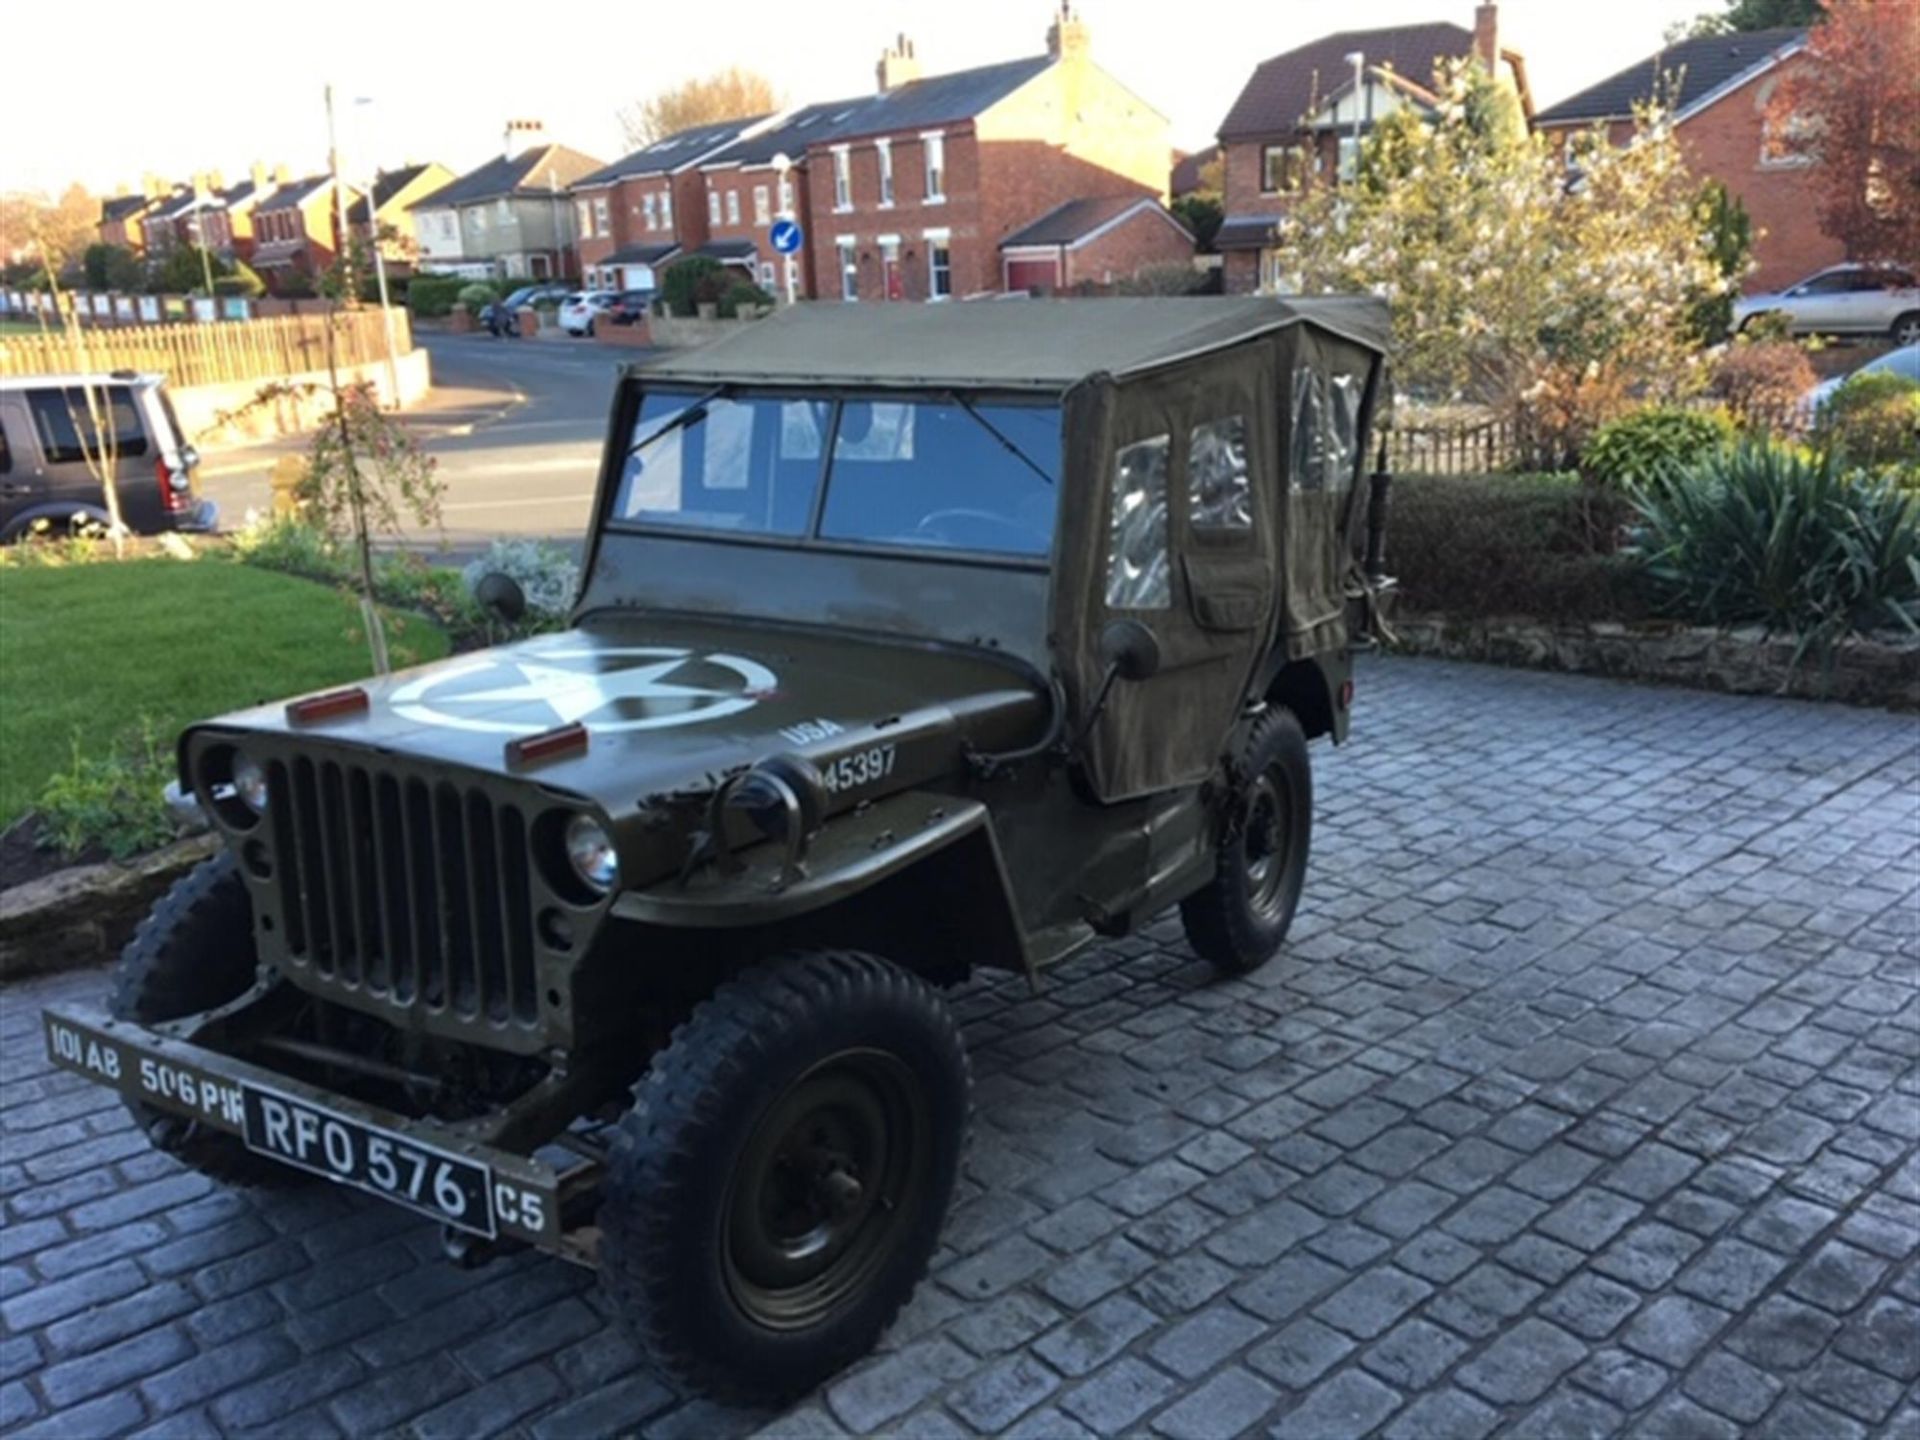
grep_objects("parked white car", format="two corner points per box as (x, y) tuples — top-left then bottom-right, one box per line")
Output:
(1734, 263), (1920, 345)
(1804, 342), (1920, 414)
(558, 292), (619, 337)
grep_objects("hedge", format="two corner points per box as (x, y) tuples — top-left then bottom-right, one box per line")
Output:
(1386, 472), (1646, 622)
(407, 276), (467, 318)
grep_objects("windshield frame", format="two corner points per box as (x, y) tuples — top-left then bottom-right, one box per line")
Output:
(601, 381), (1062, 572)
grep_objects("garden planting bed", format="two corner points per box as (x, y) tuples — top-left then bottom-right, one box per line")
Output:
(1392, 611), (1920, 709)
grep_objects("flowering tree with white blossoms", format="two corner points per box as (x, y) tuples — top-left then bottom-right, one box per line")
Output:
(1271, 62), (1729, 454)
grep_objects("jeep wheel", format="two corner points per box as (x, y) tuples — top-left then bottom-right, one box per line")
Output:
(599, 951), (969, 1403)
(1181, 705), (1312, 974)
(110, 852), (289, 1184)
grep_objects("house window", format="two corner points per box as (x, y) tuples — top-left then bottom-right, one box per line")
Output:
(725, 190), (740, 225)
(759, 261), (775, 289)
(778, 176), (794, 215)
(709, 191), (722, 224)
(643, 194), (658, 231)
(660, 189), (673, 228)
(1261, 145), (1305, 193)
(592, 196), (610, 234)
(497, 198), (512, 220)
(926, 228), (952, 300)
(837, 236), (858, 300)
(922, 133), (945, 202)
(876, 140), (894, 207)
(1337, 136), (1360, 183)
(832, 147), (852, 211)
(575, 200), (593, 238)
(753, 185), (770, 225)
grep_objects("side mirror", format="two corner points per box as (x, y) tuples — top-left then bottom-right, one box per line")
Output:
(474, 571), (527, 624)
(1098, 619), (1162, 682)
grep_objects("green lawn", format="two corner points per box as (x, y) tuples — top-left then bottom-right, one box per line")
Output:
(0, 559), (448, 824)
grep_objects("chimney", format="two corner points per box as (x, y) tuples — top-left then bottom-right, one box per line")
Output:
(876, 33), (922, 93)
(504, 119), (547, 160)
(274, 163), (291, 185)
(251, 160), (270, 195)
(1473, 3), (1499, 71)
(143, 172), (166, 199)
(1045, 0), (1090, 62)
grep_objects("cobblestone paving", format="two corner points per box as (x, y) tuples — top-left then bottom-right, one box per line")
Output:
(4, 656), (1917, 1439)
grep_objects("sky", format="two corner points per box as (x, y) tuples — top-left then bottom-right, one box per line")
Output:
(2, 0), (1717, 199)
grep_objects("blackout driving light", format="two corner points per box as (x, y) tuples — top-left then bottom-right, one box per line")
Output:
(232, 751), (269, 814)
(565, 814), (618, 892)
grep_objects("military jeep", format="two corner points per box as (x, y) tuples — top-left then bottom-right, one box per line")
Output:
(43, 296), (1392, 1401)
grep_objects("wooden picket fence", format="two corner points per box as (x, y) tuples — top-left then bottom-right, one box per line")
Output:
(0, 310), (410, 388)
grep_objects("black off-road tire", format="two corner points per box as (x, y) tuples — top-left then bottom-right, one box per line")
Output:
(598, 951), (970, 1404)
(110, 851), (289, 1184)
(1180, 706), (1312, 975)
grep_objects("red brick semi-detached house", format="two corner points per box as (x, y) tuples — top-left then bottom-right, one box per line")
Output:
(251, 175), (350, 292)
(97, 191), (160, 255)
(1214, 4), (1532, 294)
(803, 6), (1173, 302)
(572, 117), (768, 292)
(999, 194), (1194, 292)
(1532, 27), (1839, 292)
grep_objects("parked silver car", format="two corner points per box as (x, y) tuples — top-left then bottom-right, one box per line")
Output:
(1734, 263), (1920, 345)
(0, 372), (216, 541)
(1805, 342), (1920, 414)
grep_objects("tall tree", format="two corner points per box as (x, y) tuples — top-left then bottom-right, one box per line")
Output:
(1769, 0), (1920, 261)
(0, 183), (96, 277)
(1679, 0), (1823, 35)
(618, 68), (780, 150)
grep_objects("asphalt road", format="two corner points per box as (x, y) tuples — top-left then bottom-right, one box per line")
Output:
(195, 332), (629, 549)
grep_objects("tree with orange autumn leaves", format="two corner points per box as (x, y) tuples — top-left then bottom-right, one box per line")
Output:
(1767, 0), (1920, 260)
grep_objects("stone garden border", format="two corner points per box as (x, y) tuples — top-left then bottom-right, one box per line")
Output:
(1391, 612), (1920, 710)
(0, 834), (218, 982)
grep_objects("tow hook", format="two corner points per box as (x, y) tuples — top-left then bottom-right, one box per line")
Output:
(441, 1227), (522, 1270)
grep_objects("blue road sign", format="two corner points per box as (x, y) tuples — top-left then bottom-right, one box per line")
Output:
(770, 219), (804, 255)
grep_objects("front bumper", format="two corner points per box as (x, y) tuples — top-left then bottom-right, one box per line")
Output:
(42, 1004), (568, 1254)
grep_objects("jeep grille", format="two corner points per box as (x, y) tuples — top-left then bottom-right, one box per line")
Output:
(266, 757), (540, 1027)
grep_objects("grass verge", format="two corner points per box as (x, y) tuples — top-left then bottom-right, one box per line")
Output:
(0, 558), (448, 830)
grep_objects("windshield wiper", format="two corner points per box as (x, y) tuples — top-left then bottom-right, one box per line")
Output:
(949, 393), (1057, 487)
(626, 386), (726, 458)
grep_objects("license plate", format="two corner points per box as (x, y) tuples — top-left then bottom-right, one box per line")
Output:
(241, 1084), (496, 1237)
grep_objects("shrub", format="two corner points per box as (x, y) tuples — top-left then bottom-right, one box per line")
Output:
(1712, 340), (1817, 431)
(37, 721), (178, 860)
(1583, 406), (1734, 490)
(407, 275), (467, 318)
(456, 281), (499, 317)
(719, 280), (772, 318)
(660, 257), (726, 317)
(1628, 442), (1920, 657)
(1112, 263), (1209, 297)
(213, 260), (266, 299)
(461, 537), (579, 618)
(1814, 372), (1920, 473)
(1387, 471), (1646, 621)
(1737, 310), (1795, 345)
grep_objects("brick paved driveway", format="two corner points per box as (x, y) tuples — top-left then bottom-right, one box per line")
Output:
(3, 656), (1916, 1439)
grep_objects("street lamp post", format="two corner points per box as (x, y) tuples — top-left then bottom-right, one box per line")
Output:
(1344, 51), (1366, 183)
(353, 96), (402, 404)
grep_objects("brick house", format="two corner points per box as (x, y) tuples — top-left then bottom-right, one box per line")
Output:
(799, 8), (1172, 303)
(347, 162), (456, 277)
(1532, 27), (1836, 292)
(98, 190), (162, 254)
(999, 194), (1194, 291)
(203, 164), (290, 263)
(1214, 4), (1532, 293)
(138, 186), (196, 258)
(408, 122), (603, 281)
(251, 175), (349, 291)
(571, 117), (768, 292)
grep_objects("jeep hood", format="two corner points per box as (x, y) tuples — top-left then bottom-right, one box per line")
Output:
(188, 616), (1047, 815)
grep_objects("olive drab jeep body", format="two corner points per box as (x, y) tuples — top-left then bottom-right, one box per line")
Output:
(42, 296), (1394, 1400)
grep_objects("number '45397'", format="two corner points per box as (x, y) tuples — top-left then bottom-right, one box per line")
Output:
(822, 745), (897, 793)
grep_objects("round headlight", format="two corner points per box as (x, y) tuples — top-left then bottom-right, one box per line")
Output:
(564, 814), (618, 892)
(232, 751), (269, 814)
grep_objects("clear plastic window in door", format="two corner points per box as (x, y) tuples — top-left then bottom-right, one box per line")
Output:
(1326, 373), (1364, 492)
(1106, 435), (1172, 608)
(1189, 415), (1250, 530)
(1289, 370), (1326, 492)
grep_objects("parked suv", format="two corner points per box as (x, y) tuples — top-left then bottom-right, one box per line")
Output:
(0, 372), (215, 541)
(1734, 263), (1920, 344)
(42, 298), (1394, 1401)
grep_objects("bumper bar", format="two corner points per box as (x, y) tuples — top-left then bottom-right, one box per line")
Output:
(42, 1004), (568, 1253)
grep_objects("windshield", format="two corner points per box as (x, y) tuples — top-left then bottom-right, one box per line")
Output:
(614, 390), (1060, 558)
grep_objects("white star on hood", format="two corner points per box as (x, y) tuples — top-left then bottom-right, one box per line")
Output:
(444, 653), (736, 725)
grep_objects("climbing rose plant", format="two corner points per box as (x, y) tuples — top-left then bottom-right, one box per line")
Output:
(1269, 62), (1727, 440)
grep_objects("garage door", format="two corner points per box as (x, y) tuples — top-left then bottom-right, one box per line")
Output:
(1005, 257), (1060, 294)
